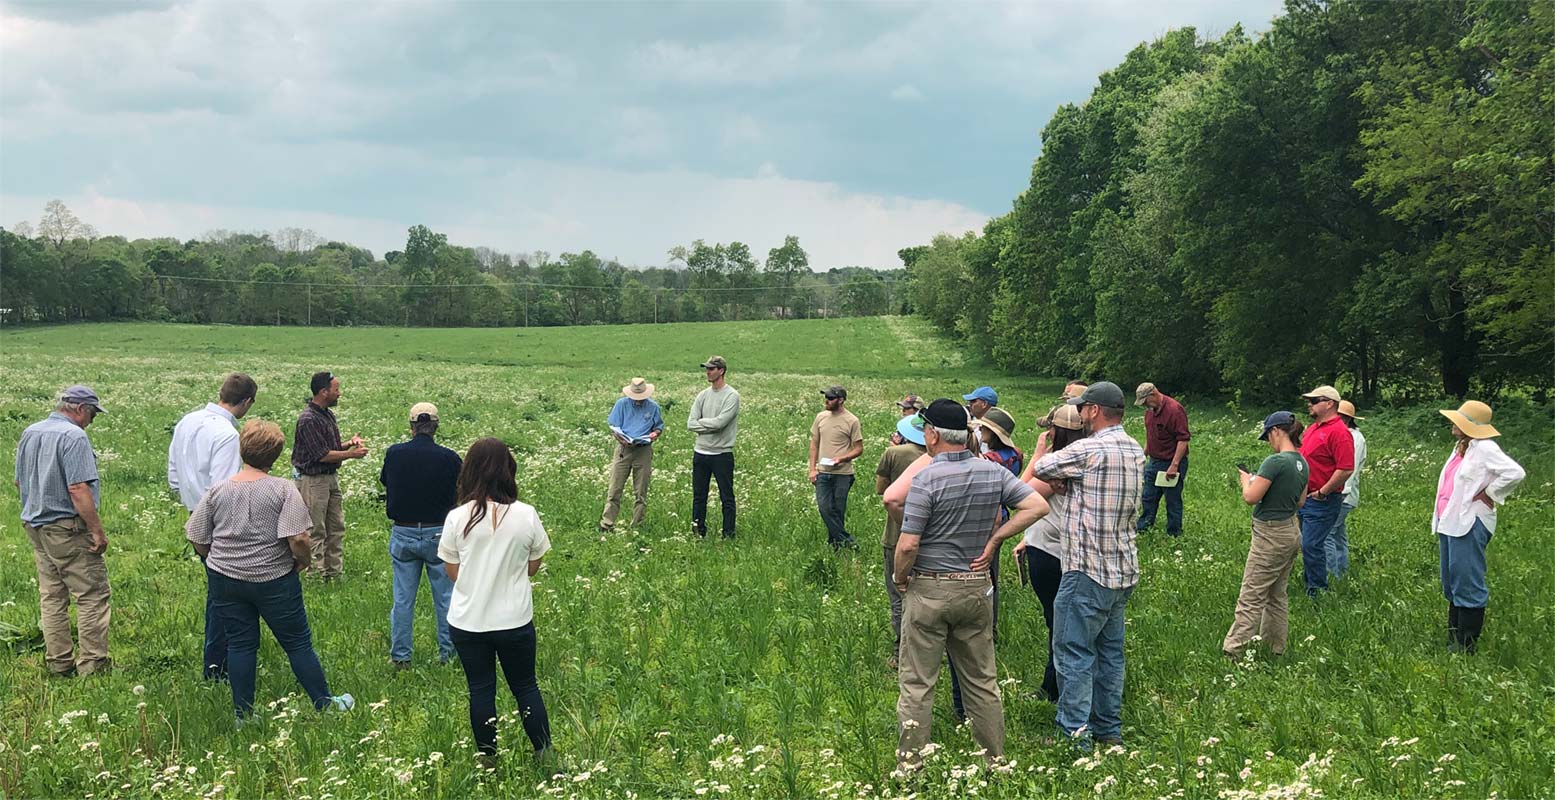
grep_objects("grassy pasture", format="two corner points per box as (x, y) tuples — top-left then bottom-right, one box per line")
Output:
(0, 320), (1550, 799)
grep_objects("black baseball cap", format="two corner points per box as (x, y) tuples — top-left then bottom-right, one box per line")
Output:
(1067, 381), (1126, 409)
(920, 398), (970, 431)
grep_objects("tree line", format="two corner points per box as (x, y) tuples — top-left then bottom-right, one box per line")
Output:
(1, 205), (903, 328)
(901, 0), (1551, 402)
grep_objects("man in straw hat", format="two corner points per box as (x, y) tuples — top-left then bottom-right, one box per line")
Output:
(600, 377), (664, 532)
(1134, 382), (1191, 538)
(380, 402), (462, 667)
(1325, 400), (1367, 580)
(1432, 400), (1524, 653)
(1296, 385), (1354, 595)
(810, 385), (864, 549)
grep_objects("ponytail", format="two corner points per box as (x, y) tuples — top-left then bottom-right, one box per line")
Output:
(1271, 418), (1305, 448)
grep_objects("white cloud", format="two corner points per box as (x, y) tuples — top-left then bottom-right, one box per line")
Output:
(3, 160), (989, 268)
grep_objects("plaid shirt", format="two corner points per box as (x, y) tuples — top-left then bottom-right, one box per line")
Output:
(291, 402), (342, 476)
(1032, 424), (1145, 589)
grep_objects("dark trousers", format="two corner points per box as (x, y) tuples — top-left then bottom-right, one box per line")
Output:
(209, 568), (331, 717)
(691, 452), (736, 538)
(814, 472), (855, 546)
(1137, 456), (1187, 536)
(451, 622), (551, 756)
(1025, 547), (1063, 701)
(202, 560), (228, 680)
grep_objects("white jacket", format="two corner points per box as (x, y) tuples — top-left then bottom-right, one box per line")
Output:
(1430, 438), (1525, 538)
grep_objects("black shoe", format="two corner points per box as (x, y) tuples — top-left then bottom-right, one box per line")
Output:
(1447, 604), (1461, 647)
(1458, 607), (1485, 654)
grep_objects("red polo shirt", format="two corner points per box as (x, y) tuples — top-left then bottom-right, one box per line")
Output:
(1299, 415), (1355, 493)
(1143, 394), (1191, 462)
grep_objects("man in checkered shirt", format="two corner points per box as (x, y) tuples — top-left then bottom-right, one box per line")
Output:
(1032, 381), (1145, 748)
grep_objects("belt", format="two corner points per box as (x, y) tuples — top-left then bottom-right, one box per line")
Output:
(913, 569), (989, 580)
(394, 521), (442, 529)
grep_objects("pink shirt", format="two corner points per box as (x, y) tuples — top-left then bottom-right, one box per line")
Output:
(1435, 452), (1463, 518)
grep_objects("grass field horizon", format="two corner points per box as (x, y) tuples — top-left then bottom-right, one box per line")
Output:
(1, 319), (1551, 799)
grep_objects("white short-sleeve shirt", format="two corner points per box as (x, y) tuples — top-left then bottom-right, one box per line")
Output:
(438, 500), (551, 632)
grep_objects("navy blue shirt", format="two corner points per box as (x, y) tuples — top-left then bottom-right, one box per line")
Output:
(379, 434), (462, 524)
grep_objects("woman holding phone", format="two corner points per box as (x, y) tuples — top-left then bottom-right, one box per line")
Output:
(438, 438), (553, 765)
(1222, 411), (1308, 659)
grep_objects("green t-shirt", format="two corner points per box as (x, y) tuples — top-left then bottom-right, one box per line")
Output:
(1253, 451), (1309, 521)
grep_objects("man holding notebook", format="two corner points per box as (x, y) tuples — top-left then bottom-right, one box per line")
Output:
(599, 377), (664, 532)
(1134, 382), (1191, 538)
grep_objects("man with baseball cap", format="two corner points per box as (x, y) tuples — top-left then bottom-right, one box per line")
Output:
(378, 402), (462, 668)
(810, 385), (864, 549)
(15, 385), (113, 677)
(1297, 385), (1354, 595)
(688, 356), (740, 538)
(600, 377), (664, 532)
(893, 399), (1049, 771)
(888, 395), (925, 445)
(962, 386), (999, 419)
(1134, 382), (1191, 538)
(1031, 381), (1145, 747)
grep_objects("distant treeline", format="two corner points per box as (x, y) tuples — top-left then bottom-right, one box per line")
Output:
(901, 0), (1551, 402)
(0, 209), (904, 328)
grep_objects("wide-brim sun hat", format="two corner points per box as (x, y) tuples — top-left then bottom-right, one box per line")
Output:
(623, 378), (655, 399)
(979, 408), (1018, 449)
(1337, 400), (1364, 420)
(896, 415), (926, 446)
(1439, 400), (1499, 439)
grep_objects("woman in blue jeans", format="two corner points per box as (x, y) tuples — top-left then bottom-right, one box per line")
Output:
(1432, 401), (1524, 653)
(184, 421), (352, 720)
(438, 438), (553, 764)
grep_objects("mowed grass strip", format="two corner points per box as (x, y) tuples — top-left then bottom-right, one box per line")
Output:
(0, 321), (1550, 799)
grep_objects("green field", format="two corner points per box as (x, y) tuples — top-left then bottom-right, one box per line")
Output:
(1, 320), (1551, 800)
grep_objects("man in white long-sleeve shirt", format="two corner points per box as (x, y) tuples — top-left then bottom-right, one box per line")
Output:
(168, 372), (257, 679)
(687, 355), (740, 539)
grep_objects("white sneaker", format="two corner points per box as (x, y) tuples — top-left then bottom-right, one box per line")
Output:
(330, 693), (355, 711)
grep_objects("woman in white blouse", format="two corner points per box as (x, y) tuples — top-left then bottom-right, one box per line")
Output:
(437, 438), (552, 762)
(1432, 401), (1525, 653)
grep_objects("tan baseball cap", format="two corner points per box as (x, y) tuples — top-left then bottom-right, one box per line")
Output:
(1301, 385), (1341, 402)
(1135, 382), (1157, 406)
(409, 402), (439, 422)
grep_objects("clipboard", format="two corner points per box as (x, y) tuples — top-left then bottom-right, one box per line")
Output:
(1154, 472), (1180, 488)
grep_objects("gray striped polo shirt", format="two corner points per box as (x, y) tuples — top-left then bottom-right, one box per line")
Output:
(14, 412), (99, 526)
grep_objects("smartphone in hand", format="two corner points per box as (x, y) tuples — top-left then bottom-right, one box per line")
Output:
(1236, 462), (1251, 474)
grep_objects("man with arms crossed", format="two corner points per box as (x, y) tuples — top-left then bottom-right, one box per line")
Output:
(687, 356), (740, 539)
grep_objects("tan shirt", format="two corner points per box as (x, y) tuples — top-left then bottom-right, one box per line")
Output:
(876, 442), (926, 547)
(811, 409), (863, 475)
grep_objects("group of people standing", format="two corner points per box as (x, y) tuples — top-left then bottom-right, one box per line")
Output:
(10, 365), (1527, 770)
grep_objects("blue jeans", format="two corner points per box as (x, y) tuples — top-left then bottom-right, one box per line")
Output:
(451, 622), (551, 756)
(1137, 456), (1186, 536)
(814, 472), (855, 547)
(1299, 494), (1344, 594)
(1326, 504), (1354, 579)
(389, 525), (454, 663)
(201, 557), (228, 680)
(209, 568), (332, 718)
(1439, 520), (1492, 607)
(1052, 571), (1132, 741)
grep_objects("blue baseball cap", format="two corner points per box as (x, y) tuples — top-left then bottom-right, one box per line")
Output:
(896, 415), (926, 446)
(1259, 410), (1296, 440)
(962, 386), (998, 406)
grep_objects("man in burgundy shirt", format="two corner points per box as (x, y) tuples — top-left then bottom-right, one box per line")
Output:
(292, 371), (367, 579)
(1134, 382), (1191, 537)
(1297, 385), (1355, 595)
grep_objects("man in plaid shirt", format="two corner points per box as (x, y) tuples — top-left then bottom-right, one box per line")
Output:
(1032, 381), (1145, 747)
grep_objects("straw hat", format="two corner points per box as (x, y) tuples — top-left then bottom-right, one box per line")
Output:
(622, 377), (655, 399)
(978, 407), (1018, 449)
(1439, 400), (1499, 439)
(1337, 400), (1365, 421)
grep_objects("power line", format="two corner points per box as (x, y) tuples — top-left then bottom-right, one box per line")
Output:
(150, 272), (904, 294)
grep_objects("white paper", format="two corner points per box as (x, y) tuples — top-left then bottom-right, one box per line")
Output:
(818, 457), (838, 467)
(1154, 472), (1179, 488)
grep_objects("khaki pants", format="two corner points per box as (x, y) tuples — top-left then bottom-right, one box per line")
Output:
(25, 517), (111, 675)
(600, 443), (653, 529)
(297, 473), (346, 577)
(1223, 515), (1301, 656)
(897, 573), (1003, 767)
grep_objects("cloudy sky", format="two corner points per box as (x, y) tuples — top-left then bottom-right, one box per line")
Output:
(0, 0), (1281, 268)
